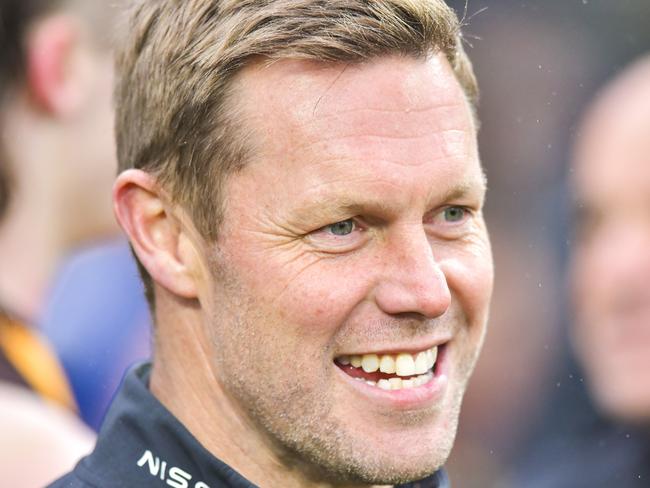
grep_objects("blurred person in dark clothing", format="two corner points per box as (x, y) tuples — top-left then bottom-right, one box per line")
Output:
(572, 55), (650, 428)
(0, 0), (127, 484)
(0, 0), (152, 435)
(514, 54), (650, 488)
(0, 0), (117, 325)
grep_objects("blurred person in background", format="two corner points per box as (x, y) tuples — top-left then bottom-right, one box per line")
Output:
(438, 2), (650, 486)
(0, 0), (151, 433)
(512, 55), (650, 488)
(565, 54), (650, 486)
(0, 1), (117, 320)
(572, 54), (650, 441)
(39, 237), (152, 429)
(0, 0), (148, 484)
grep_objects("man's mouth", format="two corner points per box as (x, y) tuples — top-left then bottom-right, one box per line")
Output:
(334, 345), (441, 391)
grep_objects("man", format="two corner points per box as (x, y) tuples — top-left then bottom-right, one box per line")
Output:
(52, 1), (493, 487)
(514, 55), (650, 488)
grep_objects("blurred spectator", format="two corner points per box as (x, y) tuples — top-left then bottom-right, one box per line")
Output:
(40, 239), (151, 429)
(442, 1), (650, 486)
(571, 55), (650, 429)
(0, 382), (94, 487)
(0, 0), (117, 322)
(0, 0), (146, 484)
(0, 0), (151, 433)
(510, 54), (650, 488)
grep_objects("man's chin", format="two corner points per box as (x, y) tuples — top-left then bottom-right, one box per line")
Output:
(328, 426), (455, 485)
(321, 386), (462, 483)
(277, 415), (456, 487)
(306, 453), (446, 487)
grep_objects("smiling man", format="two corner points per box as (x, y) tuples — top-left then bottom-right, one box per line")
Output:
(51, 1), (493, 487)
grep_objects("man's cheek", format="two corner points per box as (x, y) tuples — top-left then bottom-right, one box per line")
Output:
(443, 251), (493, 302)
(276, 273), (369, 333)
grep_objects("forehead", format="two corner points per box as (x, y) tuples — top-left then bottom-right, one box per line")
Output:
(238, 54), (471, 135)
(232, 54), (479, 188)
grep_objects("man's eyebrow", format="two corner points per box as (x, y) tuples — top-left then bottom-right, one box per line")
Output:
(289, 167), (488, 221)
(295, 177), (487, 222)
(437, 173), (488, 203)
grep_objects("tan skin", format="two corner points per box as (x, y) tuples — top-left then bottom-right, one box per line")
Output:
(115, 54), (493, 487)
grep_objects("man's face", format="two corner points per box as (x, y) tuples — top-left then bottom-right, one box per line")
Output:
(572, 87), (650, 423)
(202, 55), (493, 484)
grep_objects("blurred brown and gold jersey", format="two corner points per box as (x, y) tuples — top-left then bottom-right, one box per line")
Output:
(0, 309), (76, 410)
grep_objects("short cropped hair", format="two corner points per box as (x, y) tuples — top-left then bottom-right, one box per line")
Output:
(115, 0), (479, 304)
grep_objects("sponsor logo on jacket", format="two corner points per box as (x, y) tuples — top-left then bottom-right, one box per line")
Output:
(137, 450), (210, 488)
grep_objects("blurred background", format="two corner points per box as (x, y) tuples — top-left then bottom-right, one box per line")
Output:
(1, 0), (649, 486)
(444, 0), (650, 486)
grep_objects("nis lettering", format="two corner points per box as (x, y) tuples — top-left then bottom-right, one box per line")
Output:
(137, 450), (210, 488)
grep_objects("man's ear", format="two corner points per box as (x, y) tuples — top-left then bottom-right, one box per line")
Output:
(113, 170), (204, 300)
(26, 14), (90, 116)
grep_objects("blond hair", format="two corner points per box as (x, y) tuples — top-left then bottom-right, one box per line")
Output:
(115, 0), (479, 303)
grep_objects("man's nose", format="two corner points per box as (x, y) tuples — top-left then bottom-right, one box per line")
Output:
(373, 227), (451, 319)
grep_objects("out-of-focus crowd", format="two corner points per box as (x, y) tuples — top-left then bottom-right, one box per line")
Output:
(0, 0), (648, 486)
(0, 2), (150, 485)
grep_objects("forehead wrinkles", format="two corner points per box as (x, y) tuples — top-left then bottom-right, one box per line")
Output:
(236, 55), (472, 157)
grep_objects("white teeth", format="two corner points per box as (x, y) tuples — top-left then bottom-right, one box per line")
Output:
(395, 353), (416, 377)
(414, 352), (429, 375)
(427, 347), (438, 369)
(366, 373), (433, 391)
(361, 354), (379, 373)
(377, 379), (391, 390)
(379, 355), (396, 374)
(339, 346), (440, 388)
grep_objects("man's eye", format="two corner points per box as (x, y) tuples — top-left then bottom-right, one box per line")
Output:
(326, 219), (356, 236)
(443, 206), (467, 223)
